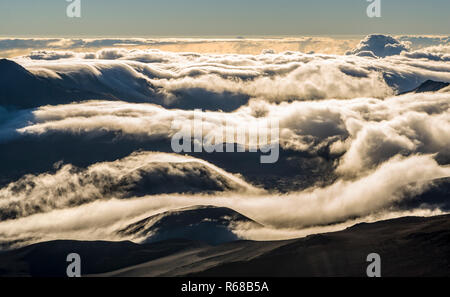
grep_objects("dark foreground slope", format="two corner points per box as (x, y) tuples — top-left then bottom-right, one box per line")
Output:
(0, 239), (208, 277)
(191, 214), (450, 277)
(1, 213), (449, 277)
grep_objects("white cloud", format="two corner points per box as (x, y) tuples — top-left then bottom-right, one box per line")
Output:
(397, 35), (450, 50)
(0, 152), (261, 220)
(402, 45), (450, 61)
(0, 37), (362, 57)
(346, 34), (410, 58)
(0, 154), (448, 247)
(7, 39), (449, 109)
(9, 89), (449, 176)
(1, 35), (449, 248)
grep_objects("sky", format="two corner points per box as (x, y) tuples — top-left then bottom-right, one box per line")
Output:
(0, 0), (449, 37)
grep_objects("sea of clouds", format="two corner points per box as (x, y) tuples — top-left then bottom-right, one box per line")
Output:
(0, 34), (449, 248)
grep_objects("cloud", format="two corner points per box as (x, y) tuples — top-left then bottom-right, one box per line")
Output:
(1, 35), (447, 59)
(5, 42), (449, 110)
(0, 154), (448, 248)
(1, 35), (450, 249)
(0, 37), (362, 58)
(0, 152), (261, 221)
(233, 208), (446, 241)
(7, 89), (448, 177)
(402, 45), (450, 62)
(397, 36), (450, 50)
(27, 50), (76, 60)
(0, 107), (34, 142)
(347, 34), (410, 58)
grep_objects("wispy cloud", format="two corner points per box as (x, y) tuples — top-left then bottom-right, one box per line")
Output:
(1, 34), (449, 249)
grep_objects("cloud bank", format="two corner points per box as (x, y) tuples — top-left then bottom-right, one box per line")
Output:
(0, 34), (449, 249)
(0, 154), (448, 248)
(1, 35), (448, 57)
(5, 89), (448, 176)
(3, 35), (447, 111)
(0, 152), (260, 221)
(0, 37), (361, 57)
(347, 34), (411, 58)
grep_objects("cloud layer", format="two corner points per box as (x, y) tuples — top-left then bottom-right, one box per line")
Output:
(4, 35), (448, 111)
(346, 34), (411, 58)
(4, 89), (448, 176)
(1, 35), (448, 57)
(0, 34), (449, 249)
(0, 37), (360, 58)
(0, 154), (447, 248)
(0, 152), (260, 221)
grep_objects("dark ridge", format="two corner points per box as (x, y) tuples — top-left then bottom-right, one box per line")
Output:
(0, 59), (246, 111)
(0, 59), (30, 74)
(118, 205), (262, 245)
(0, 239), (206, 277)
(1, 214), (450, 277)
(0, 59), (96, 108)
(191, 214), (450, 277)
(0, 59), (156, 109)
(400, 79), (450, 95)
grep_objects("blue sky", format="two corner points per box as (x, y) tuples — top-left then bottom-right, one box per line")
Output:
(0, 0), (449, 37)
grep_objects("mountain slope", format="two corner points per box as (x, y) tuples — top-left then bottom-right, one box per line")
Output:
(0, 59), (104, 108)
(0, 239), (206, 277)
(190, 214), (450, 277)
(0, 59), (247, 110)
(1, 213), (449, 277)
(0, 59), (78, 108)
(400, 79), (450, 95)
(0, 59), (157, 108)
(118, 205), (263, 245)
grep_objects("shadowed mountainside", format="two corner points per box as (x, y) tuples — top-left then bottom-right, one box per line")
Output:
(1, 212), (449, 277)
(0, 59), (247, 111)
(190, 214), (450, 277)
(400, 79), (450, 95)
(118, 206), (262, 245)
(0, 59), (109, 108)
